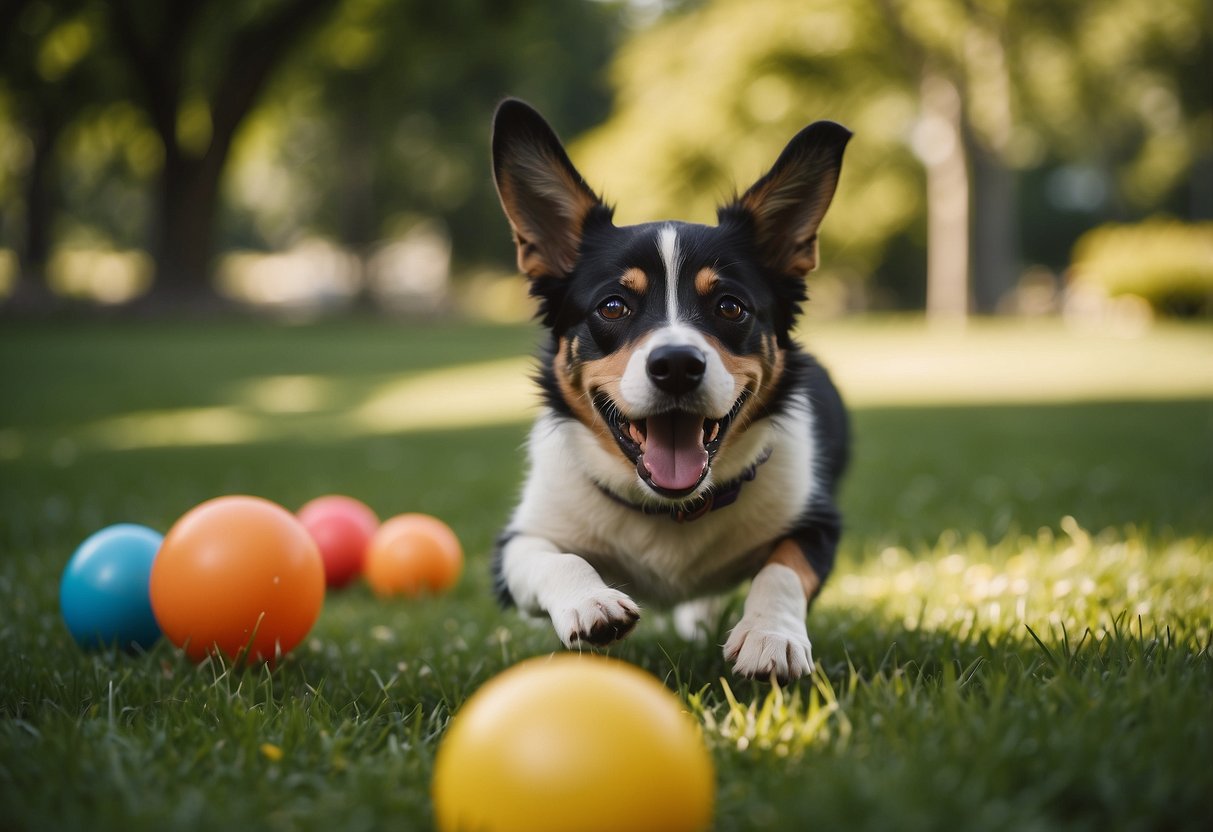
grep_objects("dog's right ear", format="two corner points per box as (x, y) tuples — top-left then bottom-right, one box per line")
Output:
(492, 99), (606, 280)
(724, 120), (851, 279)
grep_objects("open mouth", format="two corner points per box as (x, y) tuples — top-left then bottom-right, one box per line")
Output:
(593, 392), (750, 498)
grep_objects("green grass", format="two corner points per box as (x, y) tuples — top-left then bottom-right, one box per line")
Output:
(1, 317), (1211, 831)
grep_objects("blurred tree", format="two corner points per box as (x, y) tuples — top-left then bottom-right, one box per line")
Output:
(103, 0), (342, 306)
(3, 0), (625, 309)
(0, 0), (342, 307)
(5, 0), (1202, 313)
(221, 0), (625, 276)
(876, 0), (1011, 319)
(572, 0), (923, 301)
(574, 0), (1211, 314)
(0, 0), (121, 306)
(883, 0), (1210, 314)
(1010, 0), (1212, 218)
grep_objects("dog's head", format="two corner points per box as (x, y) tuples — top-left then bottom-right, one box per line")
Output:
(492, 99), (849, 501)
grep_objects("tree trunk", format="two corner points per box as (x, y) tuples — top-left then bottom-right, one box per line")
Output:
(920, 71), (970, 324)
(337, 95), (376, 310)
(149, 146), (225, 306)
(4, 117), (60, 311)
(970, 144), (1018, 313)
(22, 122), (54, 278)
(107, 0), (342, 312)
(337, 100), (375, 252)
(963, 19), (1018, 314)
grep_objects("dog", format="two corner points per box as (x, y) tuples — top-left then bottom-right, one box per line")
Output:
(489, 99), (850, 681)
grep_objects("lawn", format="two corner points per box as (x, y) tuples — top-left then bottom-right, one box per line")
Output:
(1, 316), (1211, 831)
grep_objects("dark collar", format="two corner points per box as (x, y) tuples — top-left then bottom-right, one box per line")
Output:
(594, 448), (773, 523)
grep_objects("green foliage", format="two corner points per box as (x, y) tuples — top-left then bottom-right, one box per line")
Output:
(1, 0), (627, 292)
(1070, 219), (1213, 316)
(4, 0), (1209, 306)
(212, 0), (628, 261)
(0, 0), (137, 254)
(574, 0), (1211, 300)
(574, 0), (919, 277)
(1, 318), (1211, 830)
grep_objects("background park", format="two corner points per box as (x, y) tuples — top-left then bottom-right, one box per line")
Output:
(1, 0), (1211, 829)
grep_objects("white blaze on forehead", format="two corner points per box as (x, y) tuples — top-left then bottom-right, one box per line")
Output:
(658, 225), (682, 322)
(615, 224), (736, 419)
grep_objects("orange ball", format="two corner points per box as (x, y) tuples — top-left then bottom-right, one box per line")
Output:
(150, 495), (325, 664)
(364, 513), (462, 597)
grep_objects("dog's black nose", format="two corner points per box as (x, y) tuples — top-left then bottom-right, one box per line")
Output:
(647, 344), (706, 396)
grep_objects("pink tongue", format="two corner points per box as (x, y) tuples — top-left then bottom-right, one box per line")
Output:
(644, 411), (708, 492)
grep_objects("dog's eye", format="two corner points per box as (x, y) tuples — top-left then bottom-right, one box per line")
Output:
(597, 297), (631, 321)
(716, 296), (747, 321)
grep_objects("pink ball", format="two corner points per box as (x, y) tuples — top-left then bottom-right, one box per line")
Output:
(297, 495), (379, 588)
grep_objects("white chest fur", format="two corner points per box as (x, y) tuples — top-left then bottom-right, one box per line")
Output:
(508, 395), (819, 606)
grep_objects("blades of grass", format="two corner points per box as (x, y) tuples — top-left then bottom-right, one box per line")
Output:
(1024, 624), (1059, 668)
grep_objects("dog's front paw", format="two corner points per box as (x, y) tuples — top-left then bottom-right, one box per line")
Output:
(550, 589), (641, 648)
(723, 615), (814, 682)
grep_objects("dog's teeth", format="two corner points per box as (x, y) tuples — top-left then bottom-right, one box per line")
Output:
(635, 455), (652, 481)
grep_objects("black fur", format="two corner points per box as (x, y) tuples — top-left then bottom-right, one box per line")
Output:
(490, 98), (851, 612)
(789, 354), (849, 591)
(491, 530), (517, 607)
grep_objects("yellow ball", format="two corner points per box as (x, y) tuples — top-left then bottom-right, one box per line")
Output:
(431, 654), (715, 832)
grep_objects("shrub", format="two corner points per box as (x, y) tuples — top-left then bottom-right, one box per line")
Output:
(1069, 219), (1213, 316)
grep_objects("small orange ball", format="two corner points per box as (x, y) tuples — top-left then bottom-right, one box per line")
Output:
(364, 513), (462, 597)
(150, 495), (325, 663)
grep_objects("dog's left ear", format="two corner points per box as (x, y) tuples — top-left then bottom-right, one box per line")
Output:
(723, 121), (851, 278)
(492, 99), (607, 280)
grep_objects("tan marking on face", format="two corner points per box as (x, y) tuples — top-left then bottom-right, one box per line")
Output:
(743, 338), (786, 426)
(554, 335), (651, 461)
(578, 346), (641, 430)
(620, 267), (648, 295)
(768, 538), (822, 599)
(761, 332), (776, 366)
(566, 336), (583, 388)
(700, 333), (787, 458)
(694, 267), (719, 296)
(554, 337), (597, 432)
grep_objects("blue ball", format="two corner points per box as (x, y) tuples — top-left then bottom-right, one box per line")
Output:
(60, 523), (164, 651)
